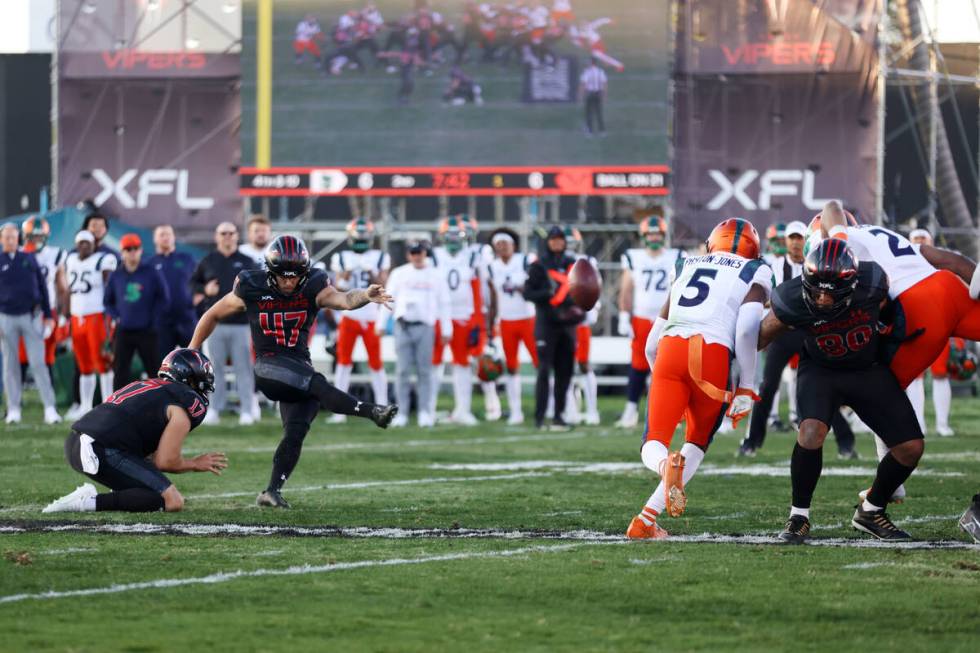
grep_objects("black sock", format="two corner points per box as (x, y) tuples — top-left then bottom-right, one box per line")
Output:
(790, 443), (823, 509)
(268, 433), (305, 493)
(866, 452), (916, 508)
(95, 489), (164, 512)
(626, 368), (648, 403)
(309, 373), (374, 416)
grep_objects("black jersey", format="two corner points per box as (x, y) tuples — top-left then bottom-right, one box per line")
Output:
(73, 379), (207, 457)
(235, 268), (329, 362)
(771, 261), (889, 370)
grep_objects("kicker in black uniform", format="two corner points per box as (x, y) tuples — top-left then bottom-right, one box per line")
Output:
(189, 235), (397, 509)
(759, 239), (924, 543)
(42, 348), (224, 513)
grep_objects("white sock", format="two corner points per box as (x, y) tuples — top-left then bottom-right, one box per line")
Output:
(370, 368), (388, 404)
(861, 499), (884, 512)
(905, 376), (926, 433)
(506, 375), (522, 415)
(334, 364), (353, 394)
(546, 375), (555, 418)
(584, 370), (598, 415)
(644, 483), (667, 519)
(790, 506), (810, 518)
(482, 381), (500, 412)
(679, 442), (705, 484)
(873, 434), (890, 462)
(452, 365), (472, 416)
(430, 363), (444, 415)
(621, 400), (638, 419)
(99, 372), (114, 403)
(640, 439), (669, 475)
(933, 377), (951, 431)
(564, 381), (580, 420)
(80, 374), (97, 411)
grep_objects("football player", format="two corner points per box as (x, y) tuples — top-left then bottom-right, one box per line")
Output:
(65, 230), (117, 416)
(294, 14), (324, 66)
(42, 349), (224, 513)
(328, 217), (391, 422)
(759, 239), (923, 542)
(762, 222), (787, 267)
(463, 215), (502, 421)
(564, 225), (600, 425)
(429, 216), (485, 425)
(486, 227), (538, 425)
(189, 235), (397, 509)
(626, 218), (771, 539)
(615, 217), (682, 428)
(19, 216), (69, 372)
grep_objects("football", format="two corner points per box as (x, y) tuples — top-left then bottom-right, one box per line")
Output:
(568, 258), (600, 311)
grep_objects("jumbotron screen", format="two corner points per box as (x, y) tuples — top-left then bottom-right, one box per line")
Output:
(240, 0), (670, 196)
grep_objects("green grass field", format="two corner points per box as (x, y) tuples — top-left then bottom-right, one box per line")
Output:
(1, 392), (978, 651)
(240, 0), (670, 166)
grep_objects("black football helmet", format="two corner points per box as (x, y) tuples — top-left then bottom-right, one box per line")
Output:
(159, 348), (215, 402)
(265, 234), (312, 292)
(802, 238), (859, 315)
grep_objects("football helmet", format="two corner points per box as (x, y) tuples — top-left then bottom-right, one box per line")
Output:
(346, 217), (376, 253)
(947, 340), (978, 381)
(639, 216), (667, 251)
(159, 348), (216, 402)
(476, 349), (504, 382)
(765, 222), (787, 255)
(265, 235), (312, 292)
(706, 218), (760, 260)
(438, 216), (468, 254)
(22, 215), (50, 251)
(801, 239), (859, 315)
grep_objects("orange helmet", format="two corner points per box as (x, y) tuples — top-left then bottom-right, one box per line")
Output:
(437, 216), (468, 253)
(22, 215), (50, 251)
(639, 216), (668, 250)
(346, 217), (376, 253)
(706, 218), (760, 259)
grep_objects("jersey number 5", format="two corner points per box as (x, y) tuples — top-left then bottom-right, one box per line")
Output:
(677, 269), (717, 307)
(259, 311), (307, 347)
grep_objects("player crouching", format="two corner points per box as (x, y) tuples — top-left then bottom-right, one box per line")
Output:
(42, 349), (224, 513)
(627, 218), (771, 539)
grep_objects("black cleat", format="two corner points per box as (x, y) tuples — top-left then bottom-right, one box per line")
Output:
(549, 417), (572, 432)
(256, 490), (291, 509)
(370, 404), (398, 429)
(851, 505), (911, 541)
(778, 515), (811, 544)
(837, 448), (859, 460)
(768, 418), (788, 432)
(736, 442), (757, 458)
(959, 494), (980, 544)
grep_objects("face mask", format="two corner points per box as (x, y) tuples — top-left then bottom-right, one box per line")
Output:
(645, 237), (664, 251)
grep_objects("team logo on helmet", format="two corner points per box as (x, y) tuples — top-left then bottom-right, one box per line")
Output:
(265, 235), (312, 293)
(801, 239), (859, 315)
(159, 348), (216, 404)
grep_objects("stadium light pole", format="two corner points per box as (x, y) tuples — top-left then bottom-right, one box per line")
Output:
(256, 0), (272, 169)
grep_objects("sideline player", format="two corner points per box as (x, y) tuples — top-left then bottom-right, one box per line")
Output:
(564, 225), (600, 425)
(65, 230), (117, 416)
(760, 240), (923, 542)
(486, 227), (538, 425)
(189, 235), (397, 508)
(627, 218), (771, 539)
(19, 216), (69, 376)
(615, 217), (680, 428)
(463, 216), (501, 420)
(42, 349), (224, 513)
(329, 217), (391, 422)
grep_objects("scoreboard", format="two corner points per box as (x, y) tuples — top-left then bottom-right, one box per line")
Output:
(240, 166), (670, 197)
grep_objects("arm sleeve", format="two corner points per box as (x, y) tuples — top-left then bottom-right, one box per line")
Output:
(521, 263), (553, 302)
(734, 301), (765, 391)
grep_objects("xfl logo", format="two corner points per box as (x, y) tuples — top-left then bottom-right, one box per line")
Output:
(707, 169), (834, 211)
(92, 169), (214, 210)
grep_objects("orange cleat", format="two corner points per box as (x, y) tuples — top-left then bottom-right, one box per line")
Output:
(626, 515), (668, 540)
(663, 451), (687, 517)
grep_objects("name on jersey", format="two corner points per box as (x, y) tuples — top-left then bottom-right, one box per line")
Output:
(683, 254), (745, 269)
(810, 308), (872, 335)
(257, 297), (309, 311)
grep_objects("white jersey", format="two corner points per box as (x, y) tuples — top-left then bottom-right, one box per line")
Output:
(621, 247), (681, 320)
(664, 252), (773, 350)
(30, 245), (67, 312)
(487, 253), (535, 321)
(330, 248), (391, 322)
(431, 246), (481, 321)
(843, 225), (937, 298)
(295, 19), (321, 41)
(65, 250), (117, 317)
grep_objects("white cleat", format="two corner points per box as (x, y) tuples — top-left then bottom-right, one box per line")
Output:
(485, 405), (502, 422)
(936, 425), (955, 437)
(417, 412), (435, 428)
(5, 409), (22, 424)
(238, 412), (255, 426)
(64, 403), (84, 421)
(42, 483), (97, 513)
(201, 411), (220, 426)
(584, 411), (601, 426)
(507, 412), (525, 426)
(390, 414), (409, 428)
(328, 414), (348, 424)
(44, 407), (62, 424)
(452, 412), (479, 426)
(614, 413), (638, 429)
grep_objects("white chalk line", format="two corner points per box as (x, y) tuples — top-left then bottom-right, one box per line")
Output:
(227, 431), (586, 455)
(0, 541), (612, 605)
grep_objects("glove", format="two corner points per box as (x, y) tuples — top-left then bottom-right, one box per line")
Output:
(726, 388), (760, 429)
(618, 311), (633, 338)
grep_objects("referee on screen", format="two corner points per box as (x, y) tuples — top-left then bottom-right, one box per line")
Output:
(579, 57), (608, 137)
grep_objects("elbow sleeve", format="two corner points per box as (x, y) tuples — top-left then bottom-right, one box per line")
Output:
(734, 302), (764, 391)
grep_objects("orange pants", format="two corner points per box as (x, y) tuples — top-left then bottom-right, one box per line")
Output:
(575, 324), (591, 364)
(293, 39), (321, 58)
(890, 270), (980, 388)
(71, 313), (109, 374)
(433, 320), (476, 366)
(500, 317), (538, 372)
(631, 316), (654, 371)
(644, 335), (731, 449)
(335, 316), (383, 371)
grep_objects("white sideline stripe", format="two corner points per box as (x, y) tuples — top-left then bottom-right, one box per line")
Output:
(0, 542), (607, 605)
(190, 472), (553, 500)
(230, 432), (585, 455)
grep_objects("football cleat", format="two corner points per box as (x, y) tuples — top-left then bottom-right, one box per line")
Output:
(958, 494), (980, 544)
(858, 486), (905, 505)
(837, 448), (859, 460)
(936, 425), (955, 437)
(778, 515), (811, 544)
(851, 505), (911, 541)
(256, 490), (291, 509)
(42, 483), (97, 513)
(369, 404), (398, 429)
(736, 442), (757, 458)
(506, 411), (525, 426)
(663, 452), (686, 517)
(626, 515), (668, 540)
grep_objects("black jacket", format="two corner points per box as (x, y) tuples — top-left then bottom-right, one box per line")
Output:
(523, 250), (585, 327)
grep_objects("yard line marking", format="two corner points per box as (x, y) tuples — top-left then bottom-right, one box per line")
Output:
(0, 541), (615, 605)
(841, 562), (896, 570)
(227, 431), (585, 455)
(1, 522), (976, 549)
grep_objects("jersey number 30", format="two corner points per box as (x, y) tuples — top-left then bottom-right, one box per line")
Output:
(259, 311), (307, 347)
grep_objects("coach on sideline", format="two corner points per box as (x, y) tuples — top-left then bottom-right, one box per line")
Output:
(149, 225), (197, 359)
(105, 233), (170, 389)
(0, 222), (60, 424)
